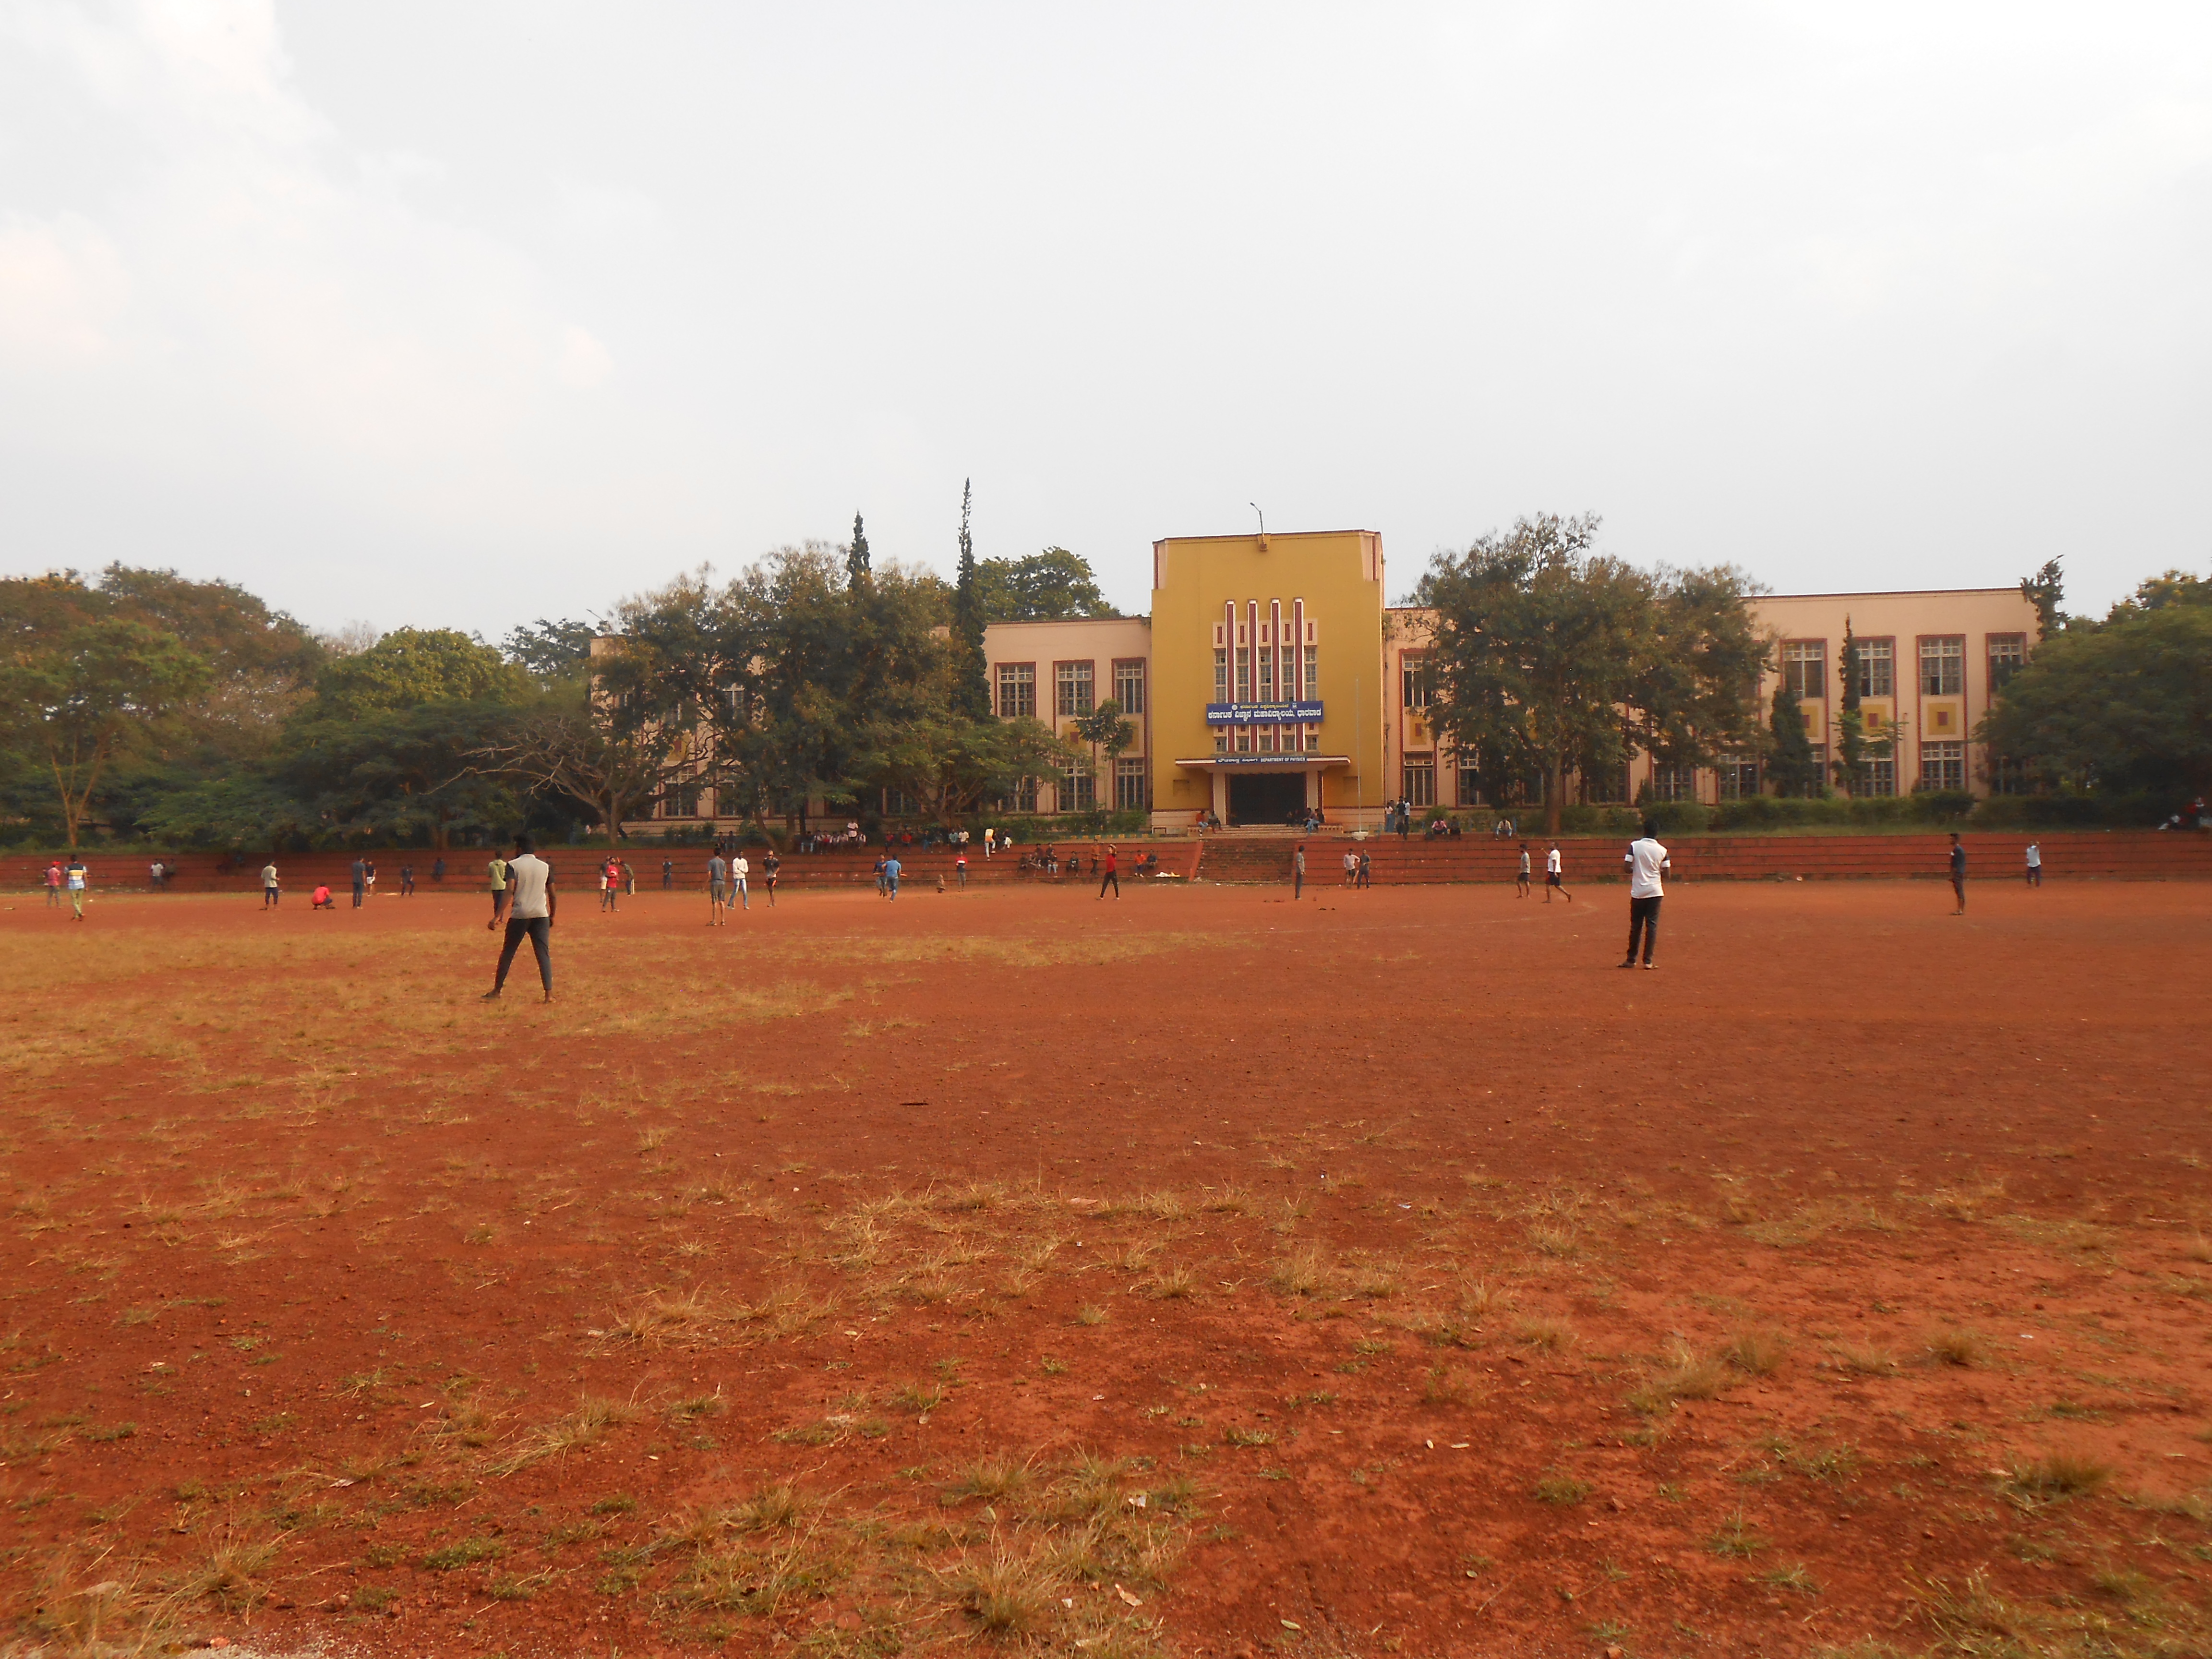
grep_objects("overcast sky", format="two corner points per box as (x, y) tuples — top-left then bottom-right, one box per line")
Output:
(3, 2), (2206, 638)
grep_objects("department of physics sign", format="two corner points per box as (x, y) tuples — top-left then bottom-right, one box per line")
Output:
(1204, 701), (1323, 725)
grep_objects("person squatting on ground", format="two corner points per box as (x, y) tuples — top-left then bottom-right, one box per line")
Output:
(1622, 819), (1670, 970)
(1099, 844), (1119, 900)
(706, 850), (728, 926)
(2025, 841), (2042, 888)
(733, 853), (750, 911)
(486, 853), (509, 931)
(1545, 843), (1572, 902)
(484, 835), (556, 1002)
(1949, 833), (1966, 914)
(1517, 842), (1532, 899)
(312, 883), (334, 910)
(262, 862), (280, 909)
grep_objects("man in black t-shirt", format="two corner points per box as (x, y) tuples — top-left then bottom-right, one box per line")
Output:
(1948, 833), (1966, 914)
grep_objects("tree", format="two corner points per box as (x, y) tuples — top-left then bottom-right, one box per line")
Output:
(1414, 514), (1768, 833)
(1767, 684), (1820, 797)
(1979, 581), (2212, 801)
(951, 480), (991, 719)
(847, 514), (871, 588)
(2020, 558), (2067, 640)
(311, 627), (529, 719)
(0, 619), (212, 845)
(503, 617), (599, 685)
(974, 548), (1120, 622)
(467, 685), (688, 841)
(1072, 697), (1134, 800)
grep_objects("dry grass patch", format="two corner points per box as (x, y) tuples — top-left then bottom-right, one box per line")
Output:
(1721, 1326), (1789, 1376)
(1629, 1342), (1731, 1415)
(492, 1395), (646, 1475)
(2007, 1447), (2114, 1500)
(1512, 1315), (1575, 1352)
(1923, 1326), (1988, 1369)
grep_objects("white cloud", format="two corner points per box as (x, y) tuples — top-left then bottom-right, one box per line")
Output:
(0, 211), (129, 359)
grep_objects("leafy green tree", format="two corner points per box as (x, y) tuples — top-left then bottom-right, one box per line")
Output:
(503, 617), (599, 686)
(951, 480), (990, 719)
(1980, 579), (2212, 800)
(2020, 557), (2067, 639)
(1767, 685), (1820, 797)
(310, 627), (529, 720)
(1072, 697), (1134, 793)
(1414, 514), (1768, 833)
(974, 548), (1120, 622)
(0, 618), (212, 846)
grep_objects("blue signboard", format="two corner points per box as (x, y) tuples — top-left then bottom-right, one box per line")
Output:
(1204, 700), (1323, 725)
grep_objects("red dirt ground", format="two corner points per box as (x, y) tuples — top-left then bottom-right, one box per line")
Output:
(1, 878), (2208, 1658)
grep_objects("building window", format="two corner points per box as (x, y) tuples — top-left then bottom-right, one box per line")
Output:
(1919, 740), (1964, 792)
(1856, 758), (1896, 797)
(1857, 637), (1894, 698)
(1056, 661), (1094, 717)
(1781, 640), (1826, 700)
(1584, 764), (1630, 804)
(1717, 755), (1760, 800)
(1114, 757), (1148, 810)
(1000, 776), (1038, 814)
(1213, 730), (1228, 754)
(1987, 633), (2026, 695)
(1649, 763), (1696, 803)
(1257, 644), (1275, 703)
(1059, 761), (1096, 811)
(1234, 650), (1250, 702)
(1401, 656), (1432, 709)
(1401, 757), (1435, 806)
(1456, 764), (1484, 806)
(1920, 637), (1964, 697)
(659, 781), (702, 818)
(1214, 649), (1227, 703)
(1114, 660), (1146, 715)
(885, 787), (918, 817)
(995, 662), (1034, 718)
(1303, 644), (1319, 699)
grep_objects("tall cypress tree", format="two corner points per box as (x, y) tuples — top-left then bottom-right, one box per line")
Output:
(1834, 617), (1864, 793)
(951, 480), (991, 719)
(846, 514), (871, 588)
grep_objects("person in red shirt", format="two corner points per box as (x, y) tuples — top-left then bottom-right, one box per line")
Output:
(311, 884), (335, 910)
(1097, 843), (1119, 901)
(601, 857), (621, 914)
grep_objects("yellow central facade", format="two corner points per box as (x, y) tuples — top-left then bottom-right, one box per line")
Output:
(1148, 529), (1387, 828)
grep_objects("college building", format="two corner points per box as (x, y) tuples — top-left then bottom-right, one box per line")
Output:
(984, 529), (2042, 830)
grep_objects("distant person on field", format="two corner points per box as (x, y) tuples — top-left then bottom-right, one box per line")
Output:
(984, 827), (995, 858)
(873, 853), (888, 896)
(400, 863), (416, 896)
(1620, 819), (1670, 970)
(2024, 841), (2042, 888)
(486, 852), (509, 931)
(1949, 832), (1966, 915)
(483, 834), (556, 1002)
(956, 850), (968, 889)
(1099, 843), (1119, 900)
(733, 851), (750, 911)
(312, 883), (334, 910)
(44, 861), (62, 907)
(1357, 848), (1371, 889)
(1341, 848), (1357, 888)
(149, 859), (165, 891)
(1545, 843), (1572, 902)
(705, 849), (728, 926)
(600, 856), (620, 913)
(763, 848), (780, 907)
(1516, 842), (1532, 899)
(622, 858), (635, 896)
(882, 853), (902, 900)
(661, 857), (673, 890)
(65, 856), (88, 920)
(262, 862), (280, 909)
(363, 858), (377, 899)
(431, 855), (446, 884)
(350, 856), (367, 908)
(1291, 842), (1305, 899)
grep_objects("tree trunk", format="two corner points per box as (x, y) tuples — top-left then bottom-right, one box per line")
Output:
(1544, 757), (1565, 837)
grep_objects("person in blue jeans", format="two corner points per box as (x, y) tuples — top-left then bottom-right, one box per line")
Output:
(882, 855), (902, 900)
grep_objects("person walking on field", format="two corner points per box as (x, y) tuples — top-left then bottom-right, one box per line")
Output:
(350, 856), (367, 908)
(483, 835), (556, 1003)
(1516, 842), (1532, 899)
(363, 858), (377, 899)
(882, 853), (902, 900)
(1098, 844), (1119, 900)
(956, 850), (968, 889)
(1357, 848), (1372, 889)
(1291, 843), (1306, 899)
(486, 852), (509, 931)
(762, 848), (780, 907)
(1545, 843), (1572, 902)
(705, 850), (728, 926)
(622, 859), (635, 897)
(2024, 841), (2042, 888)
(1949, 832), (1967, 914)
(44, 861), (62, 908)
(65, 856), (88, 920)
(661, 857), (673, 890)
(431, 855), (446, 885)
(400, 863), (416, 896)
(600, 856), (620, 914)
(262, 862), (280, 909)
(1620, 819), (1670, 970)
(733, 852), (750, 911)
(1342, 848), (1357, 888)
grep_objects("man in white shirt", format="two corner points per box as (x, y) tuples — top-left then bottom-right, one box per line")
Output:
(1621, 820), (1671, 970)
(484, 835), (556, 1002)
(2024, 841), (2042, 888)
(262, 863), (280, 910)
(1545, 843), (1572, 903)
(732, 853), (750, 912)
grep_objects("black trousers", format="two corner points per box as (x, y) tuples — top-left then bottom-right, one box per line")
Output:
(1099, 870), (1118, 897)
(495, 916), (553, 993)
(1626, 895), (1661, 963)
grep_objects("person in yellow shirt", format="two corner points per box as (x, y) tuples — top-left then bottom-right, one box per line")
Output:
(486, 853), (509, 932)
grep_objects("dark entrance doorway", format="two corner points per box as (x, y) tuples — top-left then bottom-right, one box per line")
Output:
(1227, 770), (1306, 826)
